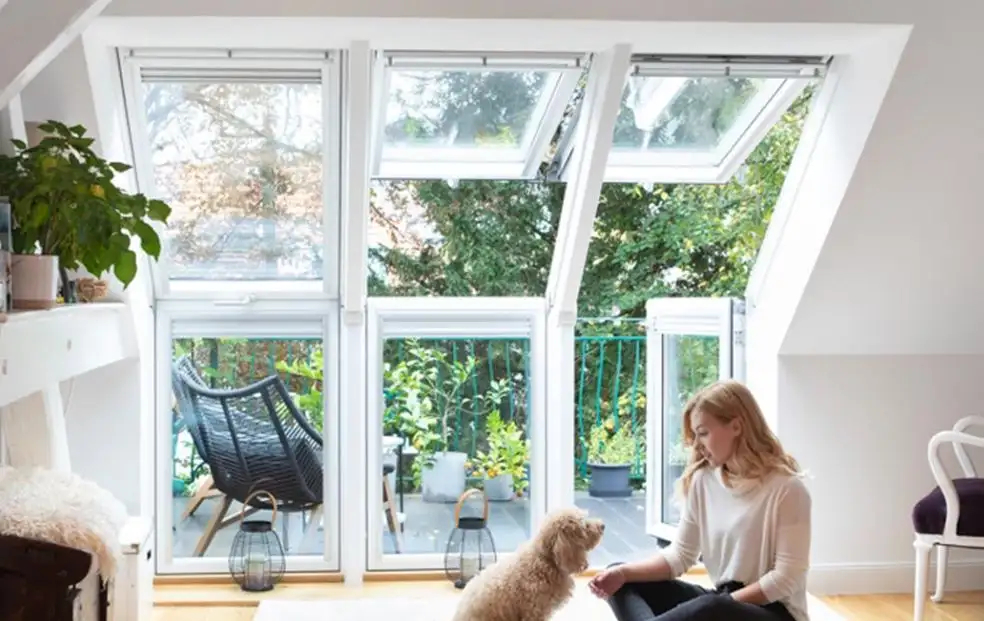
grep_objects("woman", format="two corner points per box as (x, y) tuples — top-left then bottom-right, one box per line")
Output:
(589, 379), (811, 621)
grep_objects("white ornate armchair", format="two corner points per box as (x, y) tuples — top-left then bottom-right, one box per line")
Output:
(911, 415), (984, 621)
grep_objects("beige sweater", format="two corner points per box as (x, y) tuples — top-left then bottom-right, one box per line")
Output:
(661, 467), (812, 621)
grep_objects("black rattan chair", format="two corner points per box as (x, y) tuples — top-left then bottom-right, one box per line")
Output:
(171, 355), (323, 556)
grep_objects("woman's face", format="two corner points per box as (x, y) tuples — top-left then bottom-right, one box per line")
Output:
(691, 409), (741, 466)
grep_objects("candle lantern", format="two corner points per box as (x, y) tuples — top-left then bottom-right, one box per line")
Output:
(444, 489), (497, 589)
(228, 489), (286, 592)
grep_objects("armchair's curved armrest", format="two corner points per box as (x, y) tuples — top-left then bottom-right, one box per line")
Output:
(928, 429), (984, 539)
(951, 416), (984, 477)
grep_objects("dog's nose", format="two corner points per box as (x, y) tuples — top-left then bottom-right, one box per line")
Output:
(600, 523), (606, 532)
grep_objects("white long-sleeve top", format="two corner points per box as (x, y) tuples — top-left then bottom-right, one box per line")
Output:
(660, 467), (812, 621)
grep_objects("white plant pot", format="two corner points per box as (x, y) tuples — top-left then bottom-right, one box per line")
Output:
(10, 254), (59, 310)
(421, 451), (467, 503)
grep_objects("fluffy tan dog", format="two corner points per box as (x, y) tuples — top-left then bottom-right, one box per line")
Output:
(451, 508), (605, 621)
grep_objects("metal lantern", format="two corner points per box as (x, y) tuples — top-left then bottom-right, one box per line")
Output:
(228, 490), (286, 592)
(444, 488), (497, 589)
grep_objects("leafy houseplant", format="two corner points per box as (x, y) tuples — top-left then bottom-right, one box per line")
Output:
(583, 419), (639, 498)
(0, 120), (171, 308)
(468, 410), (530, 501)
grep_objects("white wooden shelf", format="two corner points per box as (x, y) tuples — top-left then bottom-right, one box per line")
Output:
(0, 303), (137, 407)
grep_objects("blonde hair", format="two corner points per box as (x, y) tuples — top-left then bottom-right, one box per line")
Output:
(677, 379), (800, 498)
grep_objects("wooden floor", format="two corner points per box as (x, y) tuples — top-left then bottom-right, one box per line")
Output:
(152, 580), (984, 620)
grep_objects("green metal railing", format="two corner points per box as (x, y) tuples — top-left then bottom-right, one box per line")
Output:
(170, 318), (650, 491)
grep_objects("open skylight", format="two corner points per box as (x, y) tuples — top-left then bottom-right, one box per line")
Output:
(370, 52), (583, 180)
(555, 55), (829, 184)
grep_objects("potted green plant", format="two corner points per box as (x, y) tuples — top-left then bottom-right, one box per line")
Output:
(384, 340), (515, 503)
(0, 120), (170, 308)
(583, 419), (639, 498)
(468, 411), (529, 502)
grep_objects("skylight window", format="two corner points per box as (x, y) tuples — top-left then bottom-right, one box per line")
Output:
(556, 55), (828, 184)
(120, 48), (338, 294)
(371, 52), (583, 180)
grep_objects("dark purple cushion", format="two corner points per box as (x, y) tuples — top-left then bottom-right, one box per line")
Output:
(912, 477), (984, 537)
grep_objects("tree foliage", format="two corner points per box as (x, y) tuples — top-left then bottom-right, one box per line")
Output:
(370, 76), (816, 316)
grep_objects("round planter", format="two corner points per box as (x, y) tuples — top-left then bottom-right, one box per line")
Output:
(421, 451), (467, 503)
(588, 463), (633, 498)
(10, 254), (59, 309)
(484, 473), (514, 502)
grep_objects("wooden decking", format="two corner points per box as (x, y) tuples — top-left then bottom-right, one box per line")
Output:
(170, 491), (662, 567)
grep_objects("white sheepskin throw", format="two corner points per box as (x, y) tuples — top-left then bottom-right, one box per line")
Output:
(0, 466), (128, 576)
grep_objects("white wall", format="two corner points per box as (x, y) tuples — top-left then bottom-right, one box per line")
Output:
(779, 355), (984, 593)
(20, 40), (99, 131)
(61, 360), (144, 515)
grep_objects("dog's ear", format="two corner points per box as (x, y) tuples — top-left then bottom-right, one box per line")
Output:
(551, 525), (586, 574)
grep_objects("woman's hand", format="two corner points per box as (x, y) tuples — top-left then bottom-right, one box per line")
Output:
(588, 566), (626, 598)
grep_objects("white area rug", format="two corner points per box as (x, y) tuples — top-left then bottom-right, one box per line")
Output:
(254, 588), (845, 621)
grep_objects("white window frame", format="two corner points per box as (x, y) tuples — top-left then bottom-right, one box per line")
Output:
(555, 57), (825, 185)
(119, 48), (343, 300)
(644, 297), (744, 542)
(370, 52), (583, 180)
(364, 296), (547, 571)
(155, 299), (341, 574)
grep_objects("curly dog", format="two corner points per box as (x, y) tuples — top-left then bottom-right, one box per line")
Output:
(451, 508), (605, 621)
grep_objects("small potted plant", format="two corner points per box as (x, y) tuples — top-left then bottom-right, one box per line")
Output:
(0, 120), (170, 308)
(469, 411), (529, 502)
(583, 419), (638, 498)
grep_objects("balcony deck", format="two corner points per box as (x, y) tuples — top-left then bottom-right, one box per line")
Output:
(170, 491), (664, 568)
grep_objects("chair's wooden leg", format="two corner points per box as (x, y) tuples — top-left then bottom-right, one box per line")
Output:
(181, 475), (219, 521)
(913, 539), (932, 621)
(383, 477), (403, 553)
(194, 495), (233, 557)
(218, 505), (258, 530)
(932, 544), (949, 603)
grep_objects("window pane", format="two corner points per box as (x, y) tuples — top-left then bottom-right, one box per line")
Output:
(661, 334), (720, 525)
(368, 180), (562, 297)
(612, 77), (782, 154)
(378, 336), (531, 565)
(383, 69), (553, 154)
(170, 336), (325, 560)
(143, 81), (324, 280)
(573, 320), (662, 567)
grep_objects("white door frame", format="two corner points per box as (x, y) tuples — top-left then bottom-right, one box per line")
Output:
(644, 297), (744, 542)
(364, 297), (547, 571)
(155, 300), (341, 574)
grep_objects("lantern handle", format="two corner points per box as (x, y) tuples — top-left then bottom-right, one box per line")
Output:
(453, 488), (489, 526)
(241, 489), (278, 526)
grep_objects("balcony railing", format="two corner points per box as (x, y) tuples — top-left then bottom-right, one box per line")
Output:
(170, 318), (666, 495)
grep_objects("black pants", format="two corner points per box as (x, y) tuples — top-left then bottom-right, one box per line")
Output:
(606, 571), (796, 621)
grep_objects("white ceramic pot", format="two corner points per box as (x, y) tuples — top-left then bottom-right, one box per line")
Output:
(10, 254), (59, 310)
(421, 451), (468, 503)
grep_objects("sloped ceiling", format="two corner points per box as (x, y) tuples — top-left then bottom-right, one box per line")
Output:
(0, 0), (111, 110)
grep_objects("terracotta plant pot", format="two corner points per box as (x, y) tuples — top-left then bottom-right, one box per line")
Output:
(10, 254), (60, 310)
